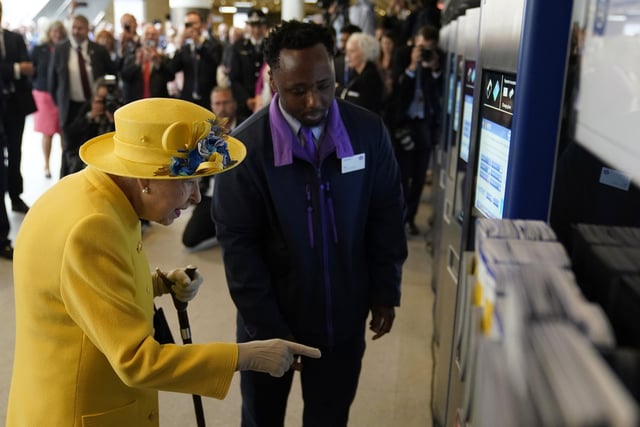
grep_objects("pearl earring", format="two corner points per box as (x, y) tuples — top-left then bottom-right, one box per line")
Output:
(142, 186), (150, 194)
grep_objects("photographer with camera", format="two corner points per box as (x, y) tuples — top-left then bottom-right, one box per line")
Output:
(391, 24), (444, 236)
(63, 76), (120, 176)
(121, 23), (174, 103)
(119, 13), (140, 60)
(171, 10), (222, 109)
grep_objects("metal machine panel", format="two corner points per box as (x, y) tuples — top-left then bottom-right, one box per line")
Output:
(430, 18), (460, 426)
(451, 0), (573, 426)
(431, 11), (478, 427)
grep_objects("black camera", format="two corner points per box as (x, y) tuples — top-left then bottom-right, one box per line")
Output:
(101, 75), (123, 114)
(124, 23), (132, 33)
(421, 48), (435, 62)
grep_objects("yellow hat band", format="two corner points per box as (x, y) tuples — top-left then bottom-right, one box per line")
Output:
(112, 134), (173, 166)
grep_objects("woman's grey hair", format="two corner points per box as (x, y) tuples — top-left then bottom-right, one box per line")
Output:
(347, 32), (380, 63)
(41, 20), (67, 44)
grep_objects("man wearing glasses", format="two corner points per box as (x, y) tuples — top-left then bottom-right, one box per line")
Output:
(171, 10), (222, 109)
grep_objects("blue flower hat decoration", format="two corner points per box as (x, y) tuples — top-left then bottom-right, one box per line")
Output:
(155, 118), (240, 177)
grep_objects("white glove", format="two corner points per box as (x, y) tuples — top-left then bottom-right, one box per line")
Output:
(236, 339), (322, 377)
(151, 266), (203, 302)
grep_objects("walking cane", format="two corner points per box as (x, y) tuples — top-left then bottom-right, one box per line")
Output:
(156, 265), (206, 427)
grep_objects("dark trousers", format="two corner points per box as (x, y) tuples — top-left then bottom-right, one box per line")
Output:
(1, 108), (26, 201)
(238, 325), (366, 427)
(0, 132), (9, 242)
(394, 119), (433, 224)
(60, 101), (87, 177)
(182, 195), (216, 248)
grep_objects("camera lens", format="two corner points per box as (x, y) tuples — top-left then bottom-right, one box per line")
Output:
(421, 48), (433, 62)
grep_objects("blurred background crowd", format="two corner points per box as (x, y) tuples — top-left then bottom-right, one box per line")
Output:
(0, 0), (444, 258)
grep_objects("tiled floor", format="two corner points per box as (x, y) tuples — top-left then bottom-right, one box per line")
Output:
(0, 116), (434, 426)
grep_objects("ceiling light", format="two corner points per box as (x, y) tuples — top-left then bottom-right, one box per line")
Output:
(219, 6), (238, 13)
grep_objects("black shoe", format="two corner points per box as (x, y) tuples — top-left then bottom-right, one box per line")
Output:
(0, 241), (13, 260)
(11, 198), (29, 214)
(407, 222), (420, 236)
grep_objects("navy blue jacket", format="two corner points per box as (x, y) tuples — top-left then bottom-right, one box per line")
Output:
(30, 42), (54, 91)
(213, 98), (407, 349)
(0, 29), (36, 116)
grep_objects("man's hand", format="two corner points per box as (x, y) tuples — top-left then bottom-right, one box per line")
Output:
(18, 62), (34, 76)
(369, 305), (395, 340)
(408, 45), (421, 72)
(89, 96), (106, 119)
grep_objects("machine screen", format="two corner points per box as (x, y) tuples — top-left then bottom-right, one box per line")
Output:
(459, 60), (477, 163)
(474, 70), (516, 219)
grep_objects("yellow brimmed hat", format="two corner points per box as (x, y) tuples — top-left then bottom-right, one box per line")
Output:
(79, 98), (246, 179)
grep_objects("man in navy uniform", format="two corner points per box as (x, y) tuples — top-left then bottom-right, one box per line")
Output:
(213, 20), (407, 426)
(229, 8), (268, 117)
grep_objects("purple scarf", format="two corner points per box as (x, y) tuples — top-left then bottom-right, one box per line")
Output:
(269, 94), (354, 167)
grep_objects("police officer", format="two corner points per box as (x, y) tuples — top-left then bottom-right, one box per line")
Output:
(229, 8), (268, 118)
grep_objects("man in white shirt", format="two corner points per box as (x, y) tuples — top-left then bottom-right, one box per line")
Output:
(48, 14), (115, 176)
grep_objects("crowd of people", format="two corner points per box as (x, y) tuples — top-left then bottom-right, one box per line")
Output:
(0, 0), (443, 259)
(2, 1), (443, 425)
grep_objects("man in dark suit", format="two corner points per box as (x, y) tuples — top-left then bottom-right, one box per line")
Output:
(171, 10), (222, 109)
(0, 62), (13, 259)
(393, 25), (444, 235)
(48, 14), (115, 177)
(228, 8), (268, 117)
(0, 0), (37, 213)
(118, 12), (140, 61)
(120, 23), (174, 103)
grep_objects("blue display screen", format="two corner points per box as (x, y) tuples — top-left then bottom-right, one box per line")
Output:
(474, 70), (516, 219)
(459, 94), (474, 163)
(447, 54), (456, 115)
(459, 61), (476, 163)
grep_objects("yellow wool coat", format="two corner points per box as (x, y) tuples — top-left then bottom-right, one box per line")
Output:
(7, 167), (237, 427)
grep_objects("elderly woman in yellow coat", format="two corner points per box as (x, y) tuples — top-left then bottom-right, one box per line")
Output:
(6, 98), (320, 427)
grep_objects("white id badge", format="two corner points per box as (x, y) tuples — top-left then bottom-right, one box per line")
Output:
(341, 153), (365, 174)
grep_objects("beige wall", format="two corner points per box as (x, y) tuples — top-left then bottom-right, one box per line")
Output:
(104, 0), (171, 26)
(145, 0), (171, 24)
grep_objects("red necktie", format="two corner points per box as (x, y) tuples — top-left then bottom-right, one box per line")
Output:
(77, 46), (92, 101)
(142, 61), (151, 98)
